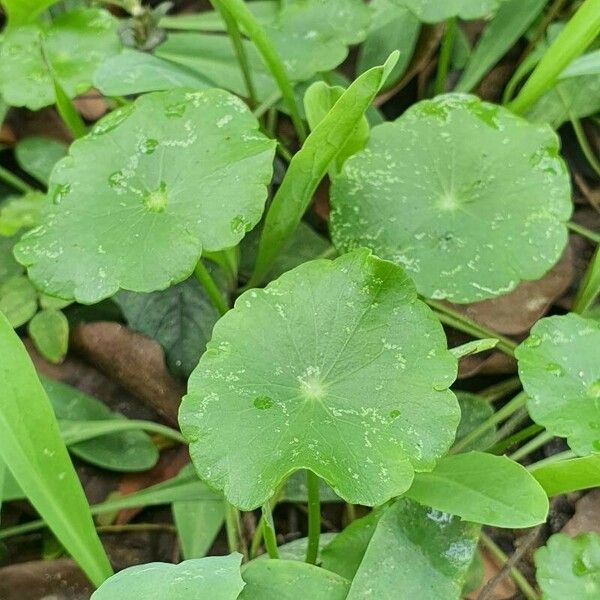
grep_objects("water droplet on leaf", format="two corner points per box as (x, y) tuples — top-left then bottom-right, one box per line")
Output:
(254, 395), (274, 410)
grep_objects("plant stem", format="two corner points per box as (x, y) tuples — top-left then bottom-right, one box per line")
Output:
(223, 0), (306, 142)
(509, 430), (553, 461)
(224, 501), (247, 559)
(509, 0), (600, 114)
(305, 470), (321, 564)
(194, 261), (229, 316)
(451, 392), (528, 454)
(434, 18), (457, 96)
(426, 299), (517, 357)
(261, 502), (279, 559)
(568, 221), (600, 244)
(518, 0), (569, 65)
(209, 0), (258, 108)
(573, 245), (600, 313)
(97, 523), (176, 535)
(488, 423), (544, 455)
(480, 533), (540, 600)
(0, 165), (34, 194)
(570, 116), (600, 178)
(527, 449), (576, 470)
(480, 376), (522, 402)
(253, 90), (282, 119)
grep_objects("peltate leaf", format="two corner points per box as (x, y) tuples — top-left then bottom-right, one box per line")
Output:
(15, 88), (276, 304)
(535, 533), (600, 599)
(330, 93), (572, 303)
(0, 9), (120, 110)
(180, 249), (459, 510)
(517, 313), (600, 455)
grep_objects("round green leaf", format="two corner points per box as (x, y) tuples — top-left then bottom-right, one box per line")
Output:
(180, 249), (459, 510)
(330, 93), (571, 303)
(240, 560), (350, 600)
(15, 136), (68, 186)
(28, 309), (69, 364)
(517, 313), (600, 456)
(535, 533), (600, 600)
(0, 9), (120, 110)
(15, 88), (276, 304)
(0, 275), (37, 327)
(91, 554), (245, 600)
(0, 235), (23, 284)
(393, 0), (499, 22)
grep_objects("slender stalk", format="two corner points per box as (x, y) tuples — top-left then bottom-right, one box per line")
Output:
(488, 423), (544, 455)
(568, 221), (600, 244)
(97, 523), (176, 535)
(451, 392), (528, 454)
(509, 430), (553, 461)
(480, 533), (540, 600)
(491, 407), (529, 441)
(305, 470), (320, 564)
(222, 0), (306, 142)
(426, 299), (517, 357)
(570, 116), (600, 178)
(518, 0), (569, 65)
(209, 0), (257, 108)
(480, 376), (522, 402)
(527, 449), (576, 470)
(509, 0), (600, 114)
(0, 165), (34, 194)
(253, 90), (282, 119)
(573, 245), (600, 313)
(261, 502), (279, 559)
(224, 501), (247, 559)
(434, 18), (457, 96)
(194, 261), (229, 316)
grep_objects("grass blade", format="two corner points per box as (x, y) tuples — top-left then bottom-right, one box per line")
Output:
(0, 311), (112, 586)
(455, 0), (546, 93)
(509, 0), (600, 114)
(248, 52), (399, 287)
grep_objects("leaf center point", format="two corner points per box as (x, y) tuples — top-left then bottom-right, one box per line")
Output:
(143, 182), (168, 213)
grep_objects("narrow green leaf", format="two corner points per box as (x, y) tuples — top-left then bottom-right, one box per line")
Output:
(455, 0), (546, 92)
(531, 454), (600, 496)
(249, 52), (398, 286)
(0, 311), (112, 585)
(574, 246), (600, 313)
(406, 452), (549, 527)
(172, 497), (225, 559)
(510, 0), (600, 114)
(50, 70), (88, 140)
(304, 81), (370, 175)
(28, 309), (69, 364)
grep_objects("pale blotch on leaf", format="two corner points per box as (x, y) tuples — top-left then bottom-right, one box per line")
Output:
(330, 93), (572, 303)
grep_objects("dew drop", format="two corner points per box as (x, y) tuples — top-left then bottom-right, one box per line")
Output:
(230, 214), (250, 235)
(253, 395), (274, 410)
(573, 557), (588, 576)
(544, 363), (564, 377)
(587, 379), (600, 398)
(389, 409), (401, 420)
(52, 183), (71, 204)
(433, 383), (447, 391)
(524, 334), (541, 348)
(139, 138), (159, 155)
(165, 102), (187, 118)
